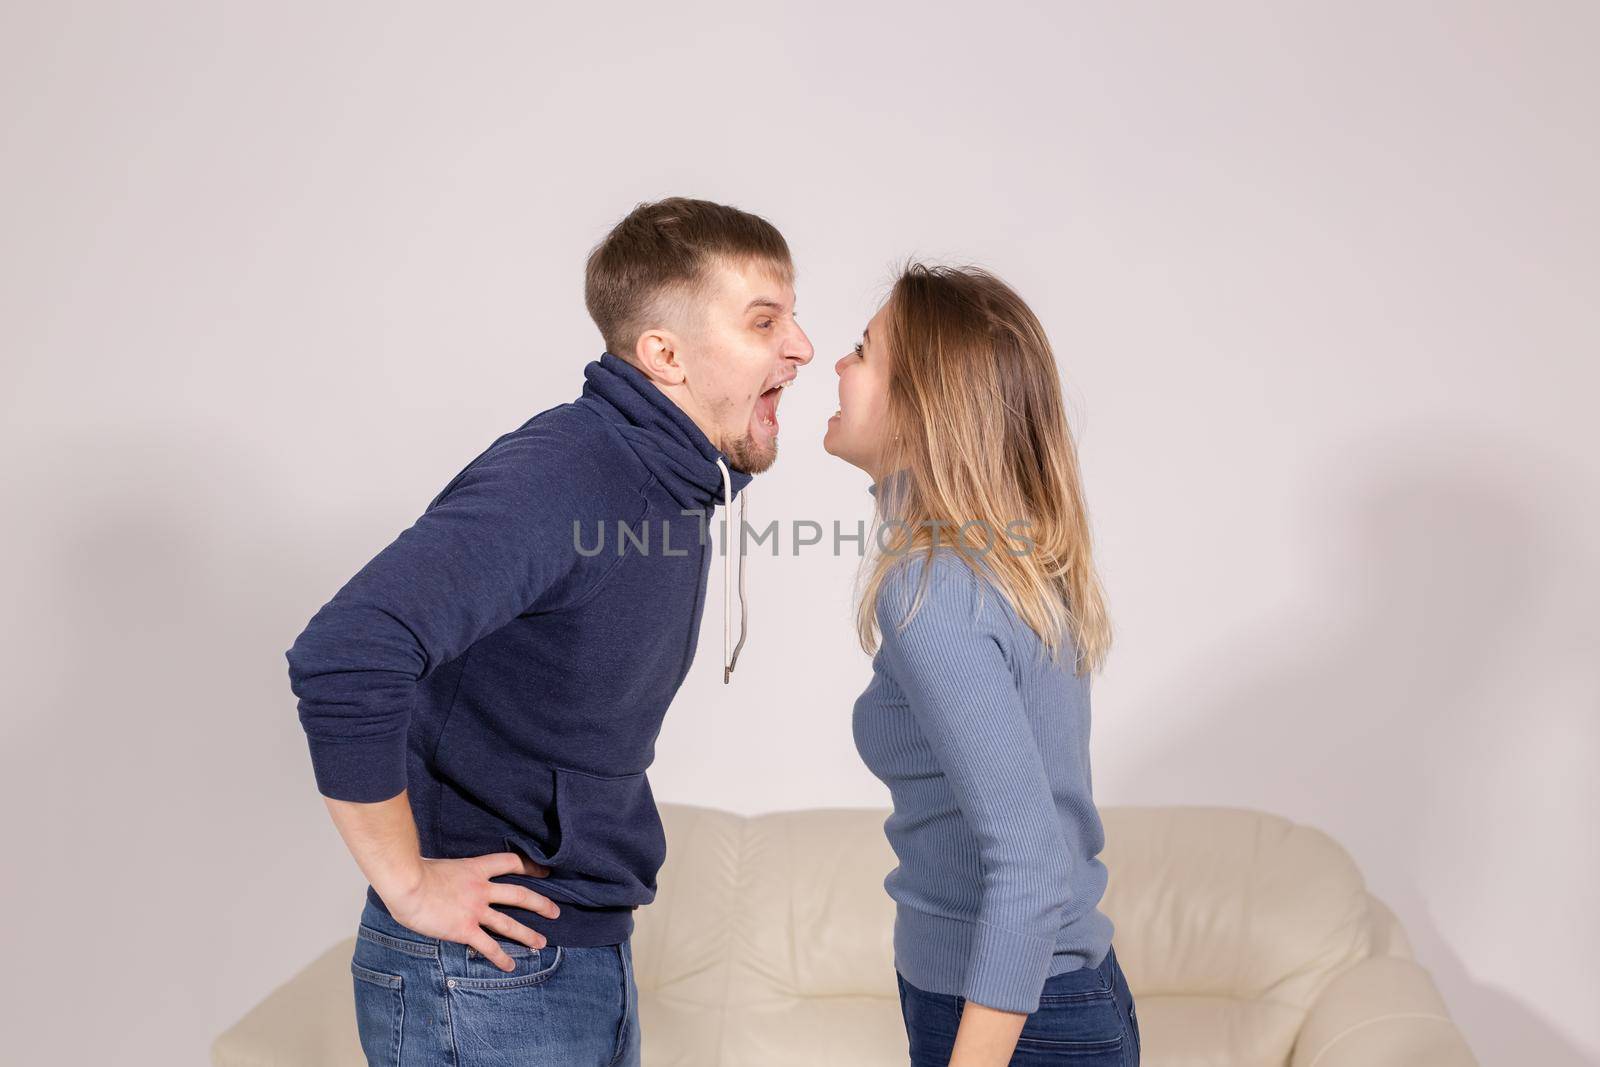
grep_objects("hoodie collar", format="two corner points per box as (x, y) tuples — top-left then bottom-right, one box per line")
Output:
(578, 351), (753, 510)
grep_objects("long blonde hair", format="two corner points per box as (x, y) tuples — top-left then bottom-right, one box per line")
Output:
(857, 262), (1113, 675)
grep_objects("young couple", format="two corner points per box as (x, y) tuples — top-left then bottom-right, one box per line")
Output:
(286, 197), (1138, 1067)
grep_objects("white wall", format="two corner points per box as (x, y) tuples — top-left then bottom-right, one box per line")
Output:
(1, 2), (1594, 1063)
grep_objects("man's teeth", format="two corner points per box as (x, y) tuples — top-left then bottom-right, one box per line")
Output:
(758, 379), (789, 429)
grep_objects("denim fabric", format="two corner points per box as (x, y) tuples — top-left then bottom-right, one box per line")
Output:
(897, 943), (1140, 1066)
(349, 894), (641, 1066)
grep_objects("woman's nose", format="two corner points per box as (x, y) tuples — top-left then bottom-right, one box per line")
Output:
(835, 353), (850, 374)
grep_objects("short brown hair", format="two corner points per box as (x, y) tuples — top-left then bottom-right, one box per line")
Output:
(584, 197), (794, 358)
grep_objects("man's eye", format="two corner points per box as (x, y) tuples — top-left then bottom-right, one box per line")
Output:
(758, 320), (774, 330)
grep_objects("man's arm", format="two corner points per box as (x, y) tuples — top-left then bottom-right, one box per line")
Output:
(286, 431), (587, 970)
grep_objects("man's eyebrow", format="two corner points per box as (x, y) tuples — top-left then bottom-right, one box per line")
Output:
(743, 298), (788, 313)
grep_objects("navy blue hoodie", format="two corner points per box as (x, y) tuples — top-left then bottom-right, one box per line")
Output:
(285, 352), (752, 946)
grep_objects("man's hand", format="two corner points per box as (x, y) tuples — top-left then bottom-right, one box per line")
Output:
(322, 790), (562, 973)
(383, 852), (562, 972)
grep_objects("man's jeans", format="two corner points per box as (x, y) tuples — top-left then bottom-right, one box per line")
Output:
(350, 894), (641, 1066)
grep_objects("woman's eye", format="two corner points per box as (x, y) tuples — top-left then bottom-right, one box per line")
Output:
(852, 342), (864, 358)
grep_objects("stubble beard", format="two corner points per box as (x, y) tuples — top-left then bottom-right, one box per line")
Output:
(724, 431), (777, 475)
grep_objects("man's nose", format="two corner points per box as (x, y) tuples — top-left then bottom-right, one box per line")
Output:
(787, 323), (816, 366)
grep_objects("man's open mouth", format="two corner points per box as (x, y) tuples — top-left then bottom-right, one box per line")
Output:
(755, 377), (793, 435)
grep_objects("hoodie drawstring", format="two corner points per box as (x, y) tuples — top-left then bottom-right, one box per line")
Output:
(716, 458), (748, 684)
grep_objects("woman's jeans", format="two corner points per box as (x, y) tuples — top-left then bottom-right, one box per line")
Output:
(349, 894), (641, 1066)
(897, 944), (1140, 1066)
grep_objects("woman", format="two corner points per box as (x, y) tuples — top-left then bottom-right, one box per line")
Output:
(823, 263), (1139, 1067)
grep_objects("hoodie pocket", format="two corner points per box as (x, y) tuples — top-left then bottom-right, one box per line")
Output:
(503, 764), (667, 909)
(438, 761), (667, 910)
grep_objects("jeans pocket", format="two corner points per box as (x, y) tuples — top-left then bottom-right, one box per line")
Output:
(1036, 958), (1114, 1002)
(451, 939), (564, 990)
(351, 960), (404, 1066)
(1016, 992), (1124, 1056)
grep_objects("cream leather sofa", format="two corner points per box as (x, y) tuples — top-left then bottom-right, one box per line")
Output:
(214, 804), (1478, 1066)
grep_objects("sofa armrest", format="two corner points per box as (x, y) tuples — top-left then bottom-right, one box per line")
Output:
(1364, 893), (1413, 958)
(1291, 955), (1477, 1067)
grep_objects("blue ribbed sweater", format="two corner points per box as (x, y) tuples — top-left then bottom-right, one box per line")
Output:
(852, 500), (1115, 1014)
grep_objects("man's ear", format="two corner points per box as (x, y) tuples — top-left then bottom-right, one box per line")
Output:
(634, 329), (687, 386)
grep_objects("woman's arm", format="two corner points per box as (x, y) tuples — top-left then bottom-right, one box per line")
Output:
(949, 1002), (1029, 1067)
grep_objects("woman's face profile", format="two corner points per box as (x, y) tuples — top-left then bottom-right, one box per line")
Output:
(823, 300), (894, 477)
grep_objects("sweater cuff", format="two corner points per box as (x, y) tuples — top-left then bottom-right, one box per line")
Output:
(305, 731), (408, 803)
(962, 920), (1059, 1014)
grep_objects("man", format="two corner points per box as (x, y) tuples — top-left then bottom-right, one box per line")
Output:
(285, 197), (813, 1065)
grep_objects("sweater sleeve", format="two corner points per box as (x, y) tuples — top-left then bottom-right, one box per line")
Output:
(285, 431), (588, 803)
(874, 552), (1075, 1014)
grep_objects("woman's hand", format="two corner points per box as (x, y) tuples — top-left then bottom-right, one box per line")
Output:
(947, 1000), (1028, 1067)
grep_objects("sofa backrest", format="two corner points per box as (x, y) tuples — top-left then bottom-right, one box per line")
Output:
(635, 803), (1374, 1014)
(632, 805), (900, 1006)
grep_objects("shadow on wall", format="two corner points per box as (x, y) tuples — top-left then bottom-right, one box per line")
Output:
(1120, 427), (1600, 1066)
(0, 420), (375, 1067)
